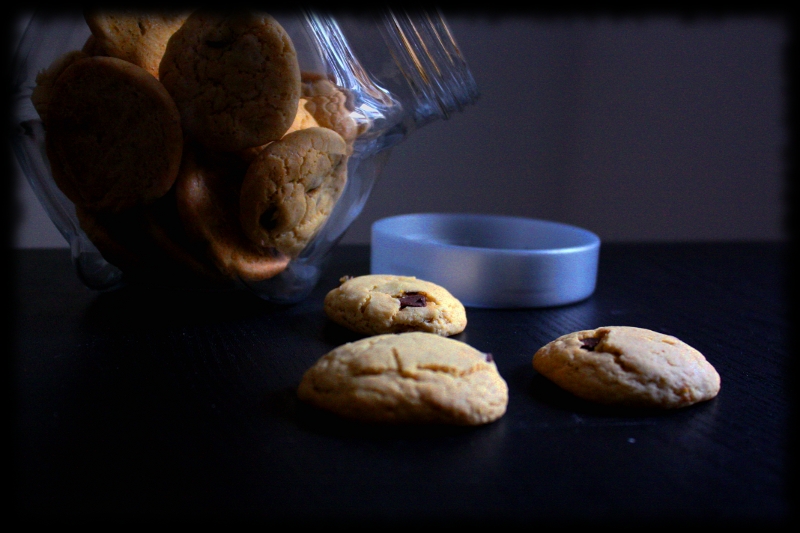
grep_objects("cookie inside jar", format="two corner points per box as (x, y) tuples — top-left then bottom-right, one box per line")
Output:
(31, 9), (374, 294)
(17, 8), (478, 301)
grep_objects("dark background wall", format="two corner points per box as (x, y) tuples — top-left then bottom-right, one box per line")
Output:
(11, 12), (788, 247)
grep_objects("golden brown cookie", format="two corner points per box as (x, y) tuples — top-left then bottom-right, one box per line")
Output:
(300, 74), (361, 145)
(84, 10), (190, 79)
(159, 11), (301, 152)
(324, 274), (467, 336)
(287, 98), (321, 135)
(44, 56), (183, 213)
(298, 332), (508, 425)
(236, 97), (321, 163)
(239, 127), (349, 258)
(532, 326), (721, 408)
(175, 147), (291, 282)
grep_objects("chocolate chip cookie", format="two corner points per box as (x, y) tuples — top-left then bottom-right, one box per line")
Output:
(239, 127), (349, 258)
(532, 326), (721, 408)
(324, 274), (467, 336)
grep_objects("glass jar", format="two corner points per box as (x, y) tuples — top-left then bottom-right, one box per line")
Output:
(11, 8), (478, 303)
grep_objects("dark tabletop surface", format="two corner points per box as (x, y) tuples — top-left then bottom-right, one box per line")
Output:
(11, 242), (794, 526)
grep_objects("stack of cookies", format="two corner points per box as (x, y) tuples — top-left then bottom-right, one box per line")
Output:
(33, 10), (366, 285)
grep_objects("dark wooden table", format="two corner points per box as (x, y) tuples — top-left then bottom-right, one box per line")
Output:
(11, 243), (794, 526)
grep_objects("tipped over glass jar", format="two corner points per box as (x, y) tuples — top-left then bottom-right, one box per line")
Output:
(11, 9), (478, 303)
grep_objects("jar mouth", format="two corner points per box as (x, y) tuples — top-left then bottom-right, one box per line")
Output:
(380, 9), (479, 124)
(306, 9), (479, 133)
(303, 11), (400, 135)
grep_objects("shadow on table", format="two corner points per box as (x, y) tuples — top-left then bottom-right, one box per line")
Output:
(523, 367), (707, 420)
(79, 282), (292, 331)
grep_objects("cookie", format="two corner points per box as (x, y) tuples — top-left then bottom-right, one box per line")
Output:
(76, 205), (150, 277)
(84, 10), (190, 79)
(300, 74), (361, 145)
(297, 332), (508, 425)
(236, 97), (321, 163)
(44, 56), (183, 213)
(239, 127), (349, 258)
(532, 326), (721, 408)
(31, 50), (89, 124)
(81, 34), (100, 56)
(140, 188), (234, 285)
(175, 147), (291, 282)
(159, 11), (301, 152)
(286, 98), (321, 135)
(324, 274), (467, 336)
(76, 196), (229, 286)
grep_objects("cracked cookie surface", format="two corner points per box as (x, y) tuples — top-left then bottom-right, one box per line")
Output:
(159, 11), (301, 152)
(84, 10), (190, 79)
(300, 73), (362, 146)
(239, 127), (348, 257)
(298, 332), (508, 425)
(532, 326), (721, 408)
(324, 274), (467, 336)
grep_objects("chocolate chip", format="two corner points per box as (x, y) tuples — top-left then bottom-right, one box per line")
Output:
(485, 353), (494, 362)
(581, 337), (601, 351)
(259, 208), (278, 231)
(398, 292), (426, 309)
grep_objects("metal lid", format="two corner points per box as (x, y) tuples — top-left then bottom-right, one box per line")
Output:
(370, 213), (601, 308)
